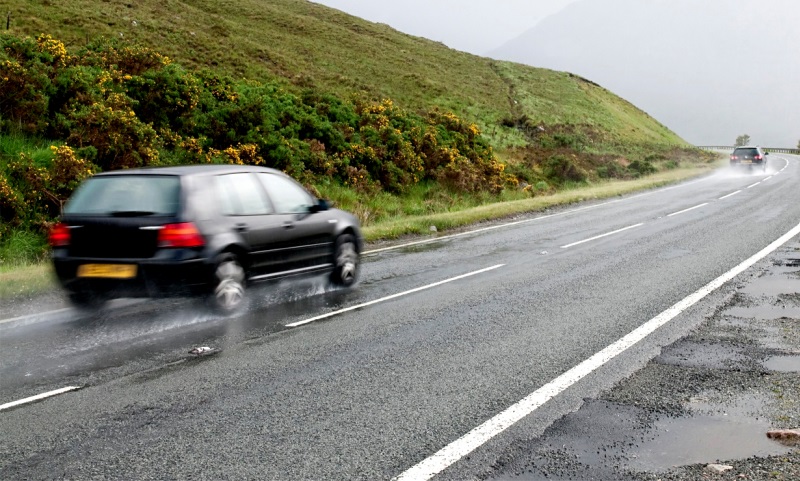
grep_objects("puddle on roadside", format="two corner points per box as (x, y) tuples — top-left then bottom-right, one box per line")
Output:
(627, 393), (792, 472)
(724, 305), (800, 321)
(763, 355), (800, 373)
(741, 276), (800, 297)
(626, 416), (790, 472)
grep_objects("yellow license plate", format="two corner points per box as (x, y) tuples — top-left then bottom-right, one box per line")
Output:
(77, 264), (137, 279)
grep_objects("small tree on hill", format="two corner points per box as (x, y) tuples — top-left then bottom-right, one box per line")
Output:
(735, 134), (751, 147)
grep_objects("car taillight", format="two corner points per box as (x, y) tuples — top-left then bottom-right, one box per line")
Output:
(49, 222), (71, 247)
(157, 223), (205, 248)
(730, 155), (737, 160)
(754, 155), (762, 160)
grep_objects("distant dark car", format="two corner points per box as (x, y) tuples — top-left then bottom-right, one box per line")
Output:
(730, 146), (768, 171)
(49, 165), (363, 313)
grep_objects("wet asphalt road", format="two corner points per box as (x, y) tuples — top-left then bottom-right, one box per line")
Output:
(1, 156), (799, 480)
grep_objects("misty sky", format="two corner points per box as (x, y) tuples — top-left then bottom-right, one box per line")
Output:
(314, 0), (798, 147)
(313, 0), (579, 54)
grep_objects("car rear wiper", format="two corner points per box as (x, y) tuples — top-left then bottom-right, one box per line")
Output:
(109, 210), (156, 217)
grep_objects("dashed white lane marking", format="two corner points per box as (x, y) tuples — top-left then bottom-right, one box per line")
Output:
(560, 223), (644, 249)
(363, 177), (713, 256)
(0, 386), (81, 412)
(393, 220), (800, 481)
(285, 264), (505, 328)
(719, 190), (742, 200)
(667, 203), (710, 217)
(747, 181), (762, 189)
(763, 176), (774, 182)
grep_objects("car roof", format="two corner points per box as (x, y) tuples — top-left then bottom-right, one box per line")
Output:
(93, 164), (285, 177)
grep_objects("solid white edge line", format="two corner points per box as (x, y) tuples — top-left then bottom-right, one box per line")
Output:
(747, 182), (762, 189)
(0, 386), (81, 411)
(719, 190), (742, 200)
(560, 223), (644, 249)
(667, 202), (710, 217)
(363, 177), (713, 256)
(0, 308), (72, 326)
(393, 220), (800, 481)
(285, 264), (505, 328)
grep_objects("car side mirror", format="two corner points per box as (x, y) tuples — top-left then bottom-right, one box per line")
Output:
(765, 152), (770, 155)
(309, 199), (329, 213)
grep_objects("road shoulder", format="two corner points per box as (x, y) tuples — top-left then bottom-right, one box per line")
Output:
(482, 241), (800, 480)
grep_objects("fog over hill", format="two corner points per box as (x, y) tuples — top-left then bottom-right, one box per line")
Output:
(491, 0), (800, 147)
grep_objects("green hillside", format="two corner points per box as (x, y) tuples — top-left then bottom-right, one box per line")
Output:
(1, 0), (717, 271)
(3, 0), (684, 151)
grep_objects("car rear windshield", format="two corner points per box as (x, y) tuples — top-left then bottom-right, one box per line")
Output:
(64, 175), (181, 216)
(733, 148), (759, 156)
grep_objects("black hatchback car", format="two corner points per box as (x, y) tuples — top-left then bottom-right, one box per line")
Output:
(730, 146), (768, 171)
(50, 165), (363, 312)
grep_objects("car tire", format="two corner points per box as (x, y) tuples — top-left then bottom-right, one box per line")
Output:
(330, 234), (359, 287)
(208, 253), (246, 314)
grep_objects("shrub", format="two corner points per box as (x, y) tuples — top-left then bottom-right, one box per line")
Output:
(3, 145), (95, 232)
(543, 154), (587, 183)
(627, 159), (657, 177)
(596, 161), (626, 179)
(1, 33), (514, 227)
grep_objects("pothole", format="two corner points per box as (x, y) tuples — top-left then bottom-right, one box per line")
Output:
(724, 305), (800, 320)
(626, 393), (792, 472)
(654, 340), (748, 370)
(762, 355), (800, 373)
(626, 415), (790, 471)
(740, 276), (800, 296)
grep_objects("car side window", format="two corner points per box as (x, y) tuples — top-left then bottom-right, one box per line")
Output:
(215, 173), (273, 216)
(257, 173), (314, 214)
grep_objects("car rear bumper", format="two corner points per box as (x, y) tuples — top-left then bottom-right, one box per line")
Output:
(730, 160), (765, 166)
(52, 250), (212, 299)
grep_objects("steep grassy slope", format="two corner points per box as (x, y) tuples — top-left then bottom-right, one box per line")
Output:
(3, 0), (686, 152)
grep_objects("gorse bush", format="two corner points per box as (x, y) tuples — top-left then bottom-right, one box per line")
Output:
(1, 145), (95, 235)
(0, 33), (512, 233)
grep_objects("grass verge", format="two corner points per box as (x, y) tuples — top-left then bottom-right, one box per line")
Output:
(0, 162), (716, 301)
(0, 263), (55, 299)
(361, 163), (715, 241)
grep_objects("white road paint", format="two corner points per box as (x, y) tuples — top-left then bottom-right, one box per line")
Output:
(0, 299), (144, 328)
(0, 308), (72, 326)
(719, 190), (742, 200)
(667, 203), (709, 218)
(747, 181), (762, 189)
(393, 220), (800, 481)
(560, 223), (644, 249)
(0, 386), (81, 411)
(286, 264), (505, 328)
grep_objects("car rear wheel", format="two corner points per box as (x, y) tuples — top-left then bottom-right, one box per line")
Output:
(330, 234), (359, 287)
(208, 254), (246, 314)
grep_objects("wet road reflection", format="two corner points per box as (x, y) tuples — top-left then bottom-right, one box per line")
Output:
(0, 275), (359, 398)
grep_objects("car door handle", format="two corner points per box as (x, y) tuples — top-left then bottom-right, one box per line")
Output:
(282, 222), (295, 229)
(235, 223), (248, 232)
